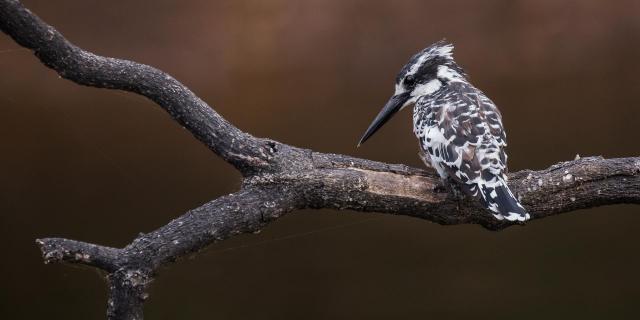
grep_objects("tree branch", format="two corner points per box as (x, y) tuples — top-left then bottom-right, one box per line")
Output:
(36, 238), (121, 272)
(0, 0), (271, 175)
(2, 0), (638, 319)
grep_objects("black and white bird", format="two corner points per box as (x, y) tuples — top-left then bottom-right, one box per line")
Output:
(358, 40), (529, 222)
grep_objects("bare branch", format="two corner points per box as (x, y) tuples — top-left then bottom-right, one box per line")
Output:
(2, 0), (638, 319)
(301, 154), (640, 230)
(36, 238), (121, 272)
(0, 0), (271, 175)
(121, 187), (300, 271)
(106, 270), (150, 320)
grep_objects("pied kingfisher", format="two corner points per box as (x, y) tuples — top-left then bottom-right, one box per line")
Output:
(358, 40), (529, 222)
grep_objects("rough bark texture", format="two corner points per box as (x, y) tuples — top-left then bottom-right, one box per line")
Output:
(1, 1), (638, 319)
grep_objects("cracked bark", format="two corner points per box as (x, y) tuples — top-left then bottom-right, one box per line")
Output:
(1, 0), (638, 319)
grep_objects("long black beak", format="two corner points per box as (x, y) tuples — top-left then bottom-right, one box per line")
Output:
(357, 92), (411, 146)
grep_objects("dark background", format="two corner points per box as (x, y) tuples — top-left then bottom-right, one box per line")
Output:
(1, 0), (639, 319)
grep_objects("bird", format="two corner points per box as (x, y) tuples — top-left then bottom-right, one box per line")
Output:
(357, 40), (530, 222)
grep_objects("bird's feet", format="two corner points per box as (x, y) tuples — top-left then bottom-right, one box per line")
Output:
(436, 178), (465, 211)
(445, 178), (465, 200)
(434, 178), (465, 200)
(434, 184), (448, 193)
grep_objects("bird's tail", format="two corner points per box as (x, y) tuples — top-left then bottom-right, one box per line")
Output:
(477, 178), (530, 222)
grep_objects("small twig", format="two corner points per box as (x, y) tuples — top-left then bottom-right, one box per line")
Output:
(36, 238), (121, 272)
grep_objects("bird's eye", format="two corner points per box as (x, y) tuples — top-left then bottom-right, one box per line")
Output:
(404, 75), (416, 87)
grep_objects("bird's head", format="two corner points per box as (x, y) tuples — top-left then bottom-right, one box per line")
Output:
(358, 40), (466, 146)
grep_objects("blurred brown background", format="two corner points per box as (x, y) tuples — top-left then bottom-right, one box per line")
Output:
(1, 0), (639, 319)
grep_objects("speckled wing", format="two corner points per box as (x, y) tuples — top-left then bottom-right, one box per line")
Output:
(413, 82), (529, 221)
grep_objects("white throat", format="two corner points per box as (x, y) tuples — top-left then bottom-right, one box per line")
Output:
(399, 79), (442, 110)
(412, 79), (442, 97)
